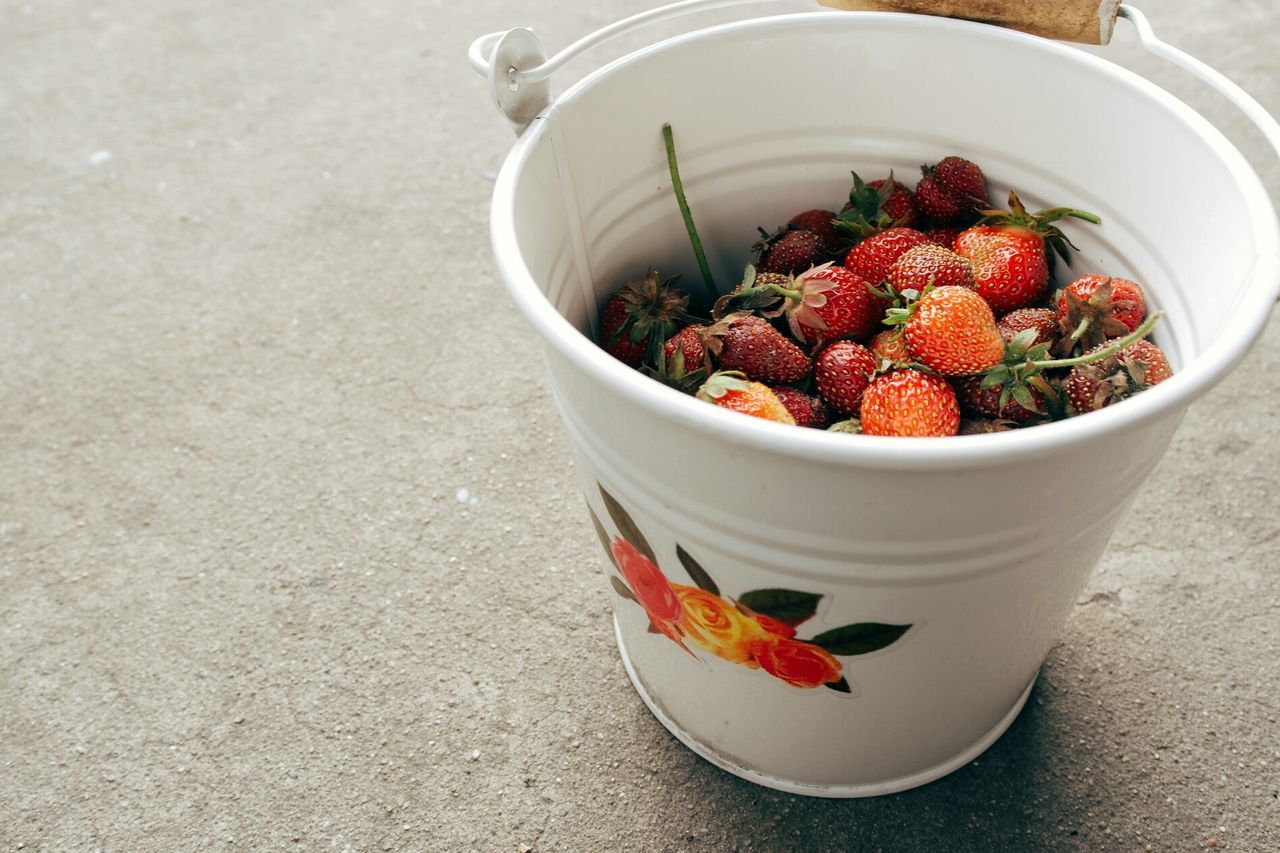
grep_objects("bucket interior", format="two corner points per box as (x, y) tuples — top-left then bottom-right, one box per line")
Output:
(501, 13), (1277, 381)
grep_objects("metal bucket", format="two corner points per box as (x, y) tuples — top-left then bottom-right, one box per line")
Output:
(472, 3), (1280, 795)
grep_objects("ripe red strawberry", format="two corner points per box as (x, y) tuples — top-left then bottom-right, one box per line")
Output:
(868, 329), (911, 364)
(902, 286), (1005, 376)
(599, 270), (692, 367)
(705, 313), (810, 383)
(1066, 339), (1172, 414)
(997, 307), (1059, 347)
(954, 191), (1101, 315)
(885, 243), (976, 294)
(788, 209), (842, 257)
(771, 387), (832, 429)
(1054, 274), (1147, 355)
(868, 178), (918, 227)
(956, 376), (1043, 422)
(915, 175), (966, 225)
(860, 370), (960, 437)
(814, 340), (878, 415)
(933, 156), (989, 208)
(843, 227), (932, 286)
(768, 263), (878, 344)
(696, 371), (796, 425)
(756, 228), (823, 275)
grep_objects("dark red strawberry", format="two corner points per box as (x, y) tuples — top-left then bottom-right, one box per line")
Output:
(836, 172), (913, 242)
(1066, 339), (1173, 414)
(705, 312), (811, 383)
(771, 387), (832, 429)
(997, 307), (1059, 348)
(933, 156), (989, 208)
(814, 340), (879, 415)
(868, 178), (918, 227)
(956, 375), (1043, 422)
(599, 270), (692, 367)
(788, 209), (842, 257)
(764, 263), (879, 344)
(756, 228), (823, 275)
(915, 175), (966, 225)
(651, 324), (709, 391)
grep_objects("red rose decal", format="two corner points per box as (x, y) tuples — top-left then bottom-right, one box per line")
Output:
(750, 635), (844, 689)
(612, 538), (681, 625)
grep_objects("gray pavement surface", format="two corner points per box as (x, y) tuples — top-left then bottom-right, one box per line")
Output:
(3, 0), (1279, 849)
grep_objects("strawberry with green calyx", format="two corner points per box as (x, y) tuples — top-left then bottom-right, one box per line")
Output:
(599, 270), (694, 368)
(981, 312), (1164, 420)
(662, 123), (718, 304)
(836, 171), (915, 243)
(956, 375), (1045, 423)
(753, 226), (824, 275)
(997, 307), (1059, 348)
(644, 324), (709, 393)
(771, 387), (832, 429)
(955, 190), (1102, 315)
(756, 262), (879, 344)
(814, 340), (879, 415)
(1053, 275), (1147, 357)
(696, 371), (796, 425)
(704, 312), (811, 384)
(883, 284), (1005, 377)
(1065, 339), (1173, 414)
(860, 369), (961, 437)
(711, 265), (789, 321)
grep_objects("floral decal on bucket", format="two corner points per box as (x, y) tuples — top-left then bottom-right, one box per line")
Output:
(590, 484), (911, 693)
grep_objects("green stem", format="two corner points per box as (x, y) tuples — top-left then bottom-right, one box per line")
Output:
(1069, 317), (1089, 342)
(662, 124), (717, 304)
(1031, 313), (1162, 370)
(764, 282), (801, 300)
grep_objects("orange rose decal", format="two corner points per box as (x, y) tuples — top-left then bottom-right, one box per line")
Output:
(592, 484), (911, 694)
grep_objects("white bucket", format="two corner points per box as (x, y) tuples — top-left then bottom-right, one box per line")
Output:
(474, 4), (1280, 796)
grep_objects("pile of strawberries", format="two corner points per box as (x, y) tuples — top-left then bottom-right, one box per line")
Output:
(597, 132), (1172, 437)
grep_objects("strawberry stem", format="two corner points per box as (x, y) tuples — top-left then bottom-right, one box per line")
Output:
(662, 123), (718, 304)
(1031, 313), (1161, 370)
(763, 282), (801, 300)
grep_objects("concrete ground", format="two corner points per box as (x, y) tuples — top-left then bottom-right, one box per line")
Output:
(3, 0), (1278, 849)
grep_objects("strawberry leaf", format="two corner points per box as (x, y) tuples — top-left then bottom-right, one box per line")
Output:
(808, 623), (911, 655)
(676, 545), (719, 596)
(736, 589), (822, 626)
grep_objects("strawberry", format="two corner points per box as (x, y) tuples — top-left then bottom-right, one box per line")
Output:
(1054, 274), (1147, 355)
(997, 307), (1059, 348)
(764, 263), (878, 344)
(860, 370), (960, 437)
(954, 190), (1101, 315)
(932, 156), (989, 209)
(696, 371), (796, 425)
(1065, 339), (1173, 414)
(868, 328), (911, 365)
(705, 312), (811, 383)
(814, 340), (878, 415)
(885, 243), (976, 294)
(868, 178), (918, 227)
(649, 324), (709, 392)
(898, 286), (1005, 376)
(771, 387), (832, 429)
(843, 227), (932, 287)
(788, 209), (842, 257)
(756, 227), (823, 275)
(598, 270), (692, 367)
(956, 375), (1043, 422)
(836, 172), (915, 242)
(915, 175), (966, 225)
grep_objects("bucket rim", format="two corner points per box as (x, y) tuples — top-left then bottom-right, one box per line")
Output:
(490, 10), (1280, 471)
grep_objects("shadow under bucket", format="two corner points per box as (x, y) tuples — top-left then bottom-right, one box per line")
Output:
(480, 7), (1280, 795)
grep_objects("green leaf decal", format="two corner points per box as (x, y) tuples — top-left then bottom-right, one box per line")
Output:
(599, 485), (656, 563)
(610, 575), (637, 602)
(736, 589), (822, 626)
(810, 623), (911, 656)
(825, 676), (852, 694)
(588, 506), (618, 567)
(676, 545), (718, 596)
